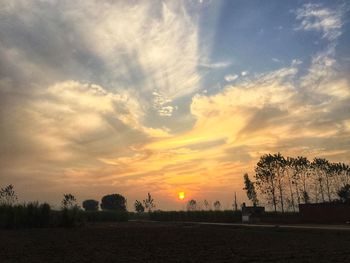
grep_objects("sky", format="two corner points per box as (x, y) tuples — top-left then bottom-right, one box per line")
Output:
(0, 0), (350, 210)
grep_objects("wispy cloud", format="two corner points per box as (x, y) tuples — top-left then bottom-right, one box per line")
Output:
(295, 3), (344, 41)
(199, 61), (232, 69)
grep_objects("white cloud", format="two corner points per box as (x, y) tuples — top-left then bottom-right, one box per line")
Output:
(241, 71), (249, 76)
(199, 61), (232, 69)
(224, 74), (239, 82)
(295, 3), (343, 41)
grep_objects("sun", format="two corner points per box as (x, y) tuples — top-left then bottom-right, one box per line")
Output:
(178, 191), (185, 200)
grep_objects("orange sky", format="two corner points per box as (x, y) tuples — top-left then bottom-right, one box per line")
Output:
(0, 1), (349, 210)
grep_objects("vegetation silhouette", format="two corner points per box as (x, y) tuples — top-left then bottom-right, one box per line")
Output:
(213, 200), (221, 211)
(243, 173), (259, 206)
(255, 153), (350, 212)
(187, 199), (197, 211)
(0, 184), (17, 205)
(82, 199), (99, 211)
(101, 194), (127, 211)
(134, 200), (145, 213)
(143, 193), (155, 212)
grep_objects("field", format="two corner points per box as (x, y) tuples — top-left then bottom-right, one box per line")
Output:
(1, 222), (350, 263)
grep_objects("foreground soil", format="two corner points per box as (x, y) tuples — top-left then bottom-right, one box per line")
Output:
(1, 221), (350, 263)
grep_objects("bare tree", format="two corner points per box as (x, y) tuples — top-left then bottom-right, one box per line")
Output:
(143, 193), (155, 212)
(62, 193), (77, 209)
(0, 184), (18, 205)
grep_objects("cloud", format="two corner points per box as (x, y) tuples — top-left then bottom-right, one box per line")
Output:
(295, 3), (344, 41)
(224, 74), (239, 82)
(0, 1), (349, 209)
(0, 0), (203, 115)
(199, 61), (232, 69)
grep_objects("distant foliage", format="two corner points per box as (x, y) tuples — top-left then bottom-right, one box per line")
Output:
(187, 199), (197, 211)
(0, 184), (18, 205)
(0, 202), (51, 229)
(143, 193), (155, 212)
(82, 199), (99, 211)
(213, 200), (221, 211)
(337, 184), (350, 203)
(61, 194), (77, 209)
(134, 200), (145, 213)
(101, 194), (127, 211)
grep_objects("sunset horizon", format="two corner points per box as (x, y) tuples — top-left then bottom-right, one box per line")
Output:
(1, 0), (350, 210)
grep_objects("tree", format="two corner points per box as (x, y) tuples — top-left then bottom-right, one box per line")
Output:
(337, 184), (350, 203)
(274, 153), (287, 213)
(243, 174), (259, 206)
(134, 200), (145, 213)
(101, 194), (127, 211)
(213, 200), (221, 211)
(286, 157), (297, 211)
(187, 199), (197, 211)
(255, 154), (278, 212)
(293, 156), (310, 204)
(143, 193), (155, 212)
(62, 194), (77, 209)
(82, 199), (99, 211)
(311, 158), (330, 202)
(0, 184), (18, 205)
(203, 199), (210, 210)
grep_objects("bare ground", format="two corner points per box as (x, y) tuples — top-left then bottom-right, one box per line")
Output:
(1, 221), (350, 263)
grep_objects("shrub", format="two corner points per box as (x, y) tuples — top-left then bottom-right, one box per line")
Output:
(101, 194), (127, 211)
(134, 200), (145, 213)
(82, 199), (99, 211)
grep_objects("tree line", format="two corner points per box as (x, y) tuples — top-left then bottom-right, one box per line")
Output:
(244, 153), (350, 212)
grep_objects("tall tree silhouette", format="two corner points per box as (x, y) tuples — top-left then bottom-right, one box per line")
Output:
(243, 174), (259, 206)
(143, 193), (155, 212)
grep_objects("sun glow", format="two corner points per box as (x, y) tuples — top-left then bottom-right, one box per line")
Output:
(178, 191), (185, 200)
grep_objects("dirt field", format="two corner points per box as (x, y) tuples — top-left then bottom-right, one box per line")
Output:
(1, 221), (350, 263)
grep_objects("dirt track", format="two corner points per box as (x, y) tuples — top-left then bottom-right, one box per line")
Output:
(1, 221), (350, 262)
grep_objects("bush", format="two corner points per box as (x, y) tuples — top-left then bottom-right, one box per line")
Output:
(101, 194), (127, 211)
(82, 199), (99, 211)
